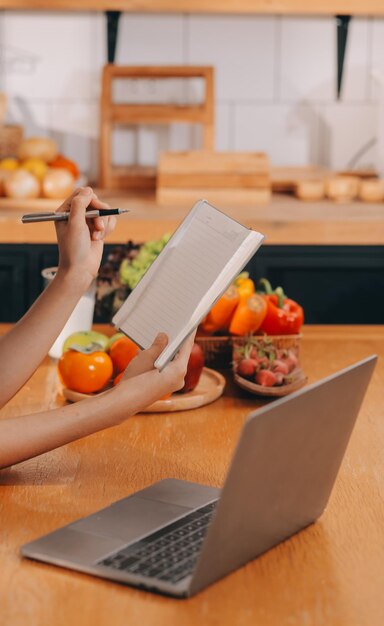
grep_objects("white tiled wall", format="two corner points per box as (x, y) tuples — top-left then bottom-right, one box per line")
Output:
(0, 10), (383, 180)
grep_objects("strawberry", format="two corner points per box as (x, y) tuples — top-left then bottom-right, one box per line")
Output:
(250, 347), (260, 359)
(272, 359), (289, 375)
(285, 350), (299, 373)
(236, 358), (257, 378)
(255, 369), (277, 387)
(258, 356), (269, 369)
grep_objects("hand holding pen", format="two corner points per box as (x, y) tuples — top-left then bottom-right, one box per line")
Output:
(22, 207), (129, 223)
(48, 187), (119, 281)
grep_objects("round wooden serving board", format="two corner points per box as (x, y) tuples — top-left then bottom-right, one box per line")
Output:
(234, 369), (307, 397)
(62, 367), (225, 413)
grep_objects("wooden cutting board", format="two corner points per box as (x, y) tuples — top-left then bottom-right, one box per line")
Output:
(0, 197), (59, 211)
(62, 367), (226, 413)
(157, 151), (271, 206)
(271, 166), (330, 192)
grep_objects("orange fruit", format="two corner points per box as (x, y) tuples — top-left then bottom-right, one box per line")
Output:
(109, 337), (139, 373)
(113, 372), (123, 386)
(58, 350), (113, 393)
(49, 154), (79, 179)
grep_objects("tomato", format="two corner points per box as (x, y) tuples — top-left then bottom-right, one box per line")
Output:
(58, 350), (113, 393)
(109, 337), (140, 373)
(49, 154), (79, 179)
(179, 343), (205, 393)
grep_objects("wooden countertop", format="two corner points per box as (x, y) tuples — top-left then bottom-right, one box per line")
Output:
(1, 191), (384, 245)
(1, 324), (384, 626)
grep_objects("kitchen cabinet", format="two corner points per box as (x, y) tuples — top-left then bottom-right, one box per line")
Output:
(0, 244), (58, 322)
(0, 242), (383, 324)
(1, 192), (382, 323)
(246, 245), (384, 324)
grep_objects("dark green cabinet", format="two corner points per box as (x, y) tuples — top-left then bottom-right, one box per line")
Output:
(0, 243), (383, 324)
(245, 245), (384, 324)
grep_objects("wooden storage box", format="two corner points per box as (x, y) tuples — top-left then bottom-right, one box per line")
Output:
(157, 151), (271, 206)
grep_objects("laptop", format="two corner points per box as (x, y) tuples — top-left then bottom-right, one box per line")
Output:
(21, 355), (376, 598)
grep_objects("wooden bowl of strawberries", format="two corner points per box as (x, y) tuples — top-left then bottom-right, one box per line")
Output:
(232, 334), (307, 397)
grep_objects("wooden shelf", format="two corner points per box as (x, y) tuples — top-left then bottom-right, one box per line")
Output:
(0, 1), (384, 15)
(99, 65), (214, 189)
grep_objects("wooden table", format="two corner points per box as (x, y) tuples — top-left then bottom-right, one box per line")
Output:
(1, 324), (384, 626)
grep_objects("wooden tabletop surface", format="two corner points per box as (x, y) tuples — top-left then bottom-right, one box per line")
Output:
(1, 324), (384, 626)
(1, 191), (384, 245)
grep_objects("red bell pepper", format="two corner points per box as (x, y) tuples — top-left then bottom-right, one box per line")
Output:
(258, 279), (304, 335)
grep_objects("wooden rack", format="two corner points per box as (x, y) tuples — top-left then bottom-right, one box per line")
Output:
(98, 64), (214, 190)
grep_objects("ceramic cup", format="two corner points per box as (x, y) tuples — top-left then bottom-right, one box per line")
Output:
(42, 267), (96, 359)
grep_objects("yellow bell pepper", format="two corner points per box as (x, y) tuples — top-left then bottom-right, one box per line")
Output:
(233, 272), (255, 300)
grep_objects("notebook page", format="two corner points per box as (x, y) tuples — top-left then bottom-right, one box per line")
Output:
(117, 201), (251, 350)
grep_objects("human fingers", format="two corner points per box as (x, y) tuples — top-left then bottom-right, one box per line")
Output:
(88, 215), (115, 242)
(122, 333), (168, 380)
(174, 330), (197, 363)
(68, 187), (93, 227)
(147, 332), (168, 357)
(163, 331), (197, 392)
(85, 214), (105, 241)
(104, 215), (117, 236)
(86, 194), (115, 240)
(55, 187), (90, 214)
(88, 192), (110, 210)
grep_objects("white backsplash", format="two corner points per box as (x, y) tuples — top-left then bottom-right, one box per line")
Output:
(0, 10), (382, 181)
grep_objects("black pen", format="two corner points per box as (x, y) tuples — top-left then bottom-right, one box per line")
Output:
(21, 208), (129, 224)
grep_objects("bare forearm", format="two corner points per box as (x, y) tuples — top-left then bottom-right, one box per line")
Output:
(0, 269), (89, 408)
(0, 370), (167, 470)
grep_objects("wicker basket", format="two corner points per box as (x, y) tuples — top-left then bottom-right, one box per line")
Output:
(197, 333), (302, 370)
(196, 335), (233, 369)
(232, 334), (301, 358)
(0, 124), (23, 158)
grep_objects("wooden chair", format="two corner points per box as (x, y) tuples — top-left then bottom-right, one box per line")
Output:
(98, 65), (215, 190)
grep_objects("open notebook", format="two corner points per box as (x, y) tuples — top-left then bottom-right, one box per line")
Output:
(112, 200), (265, 369)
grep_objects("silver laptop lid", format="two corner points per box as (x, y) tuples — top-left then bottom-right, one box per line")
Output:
(190, 355), (376, 595)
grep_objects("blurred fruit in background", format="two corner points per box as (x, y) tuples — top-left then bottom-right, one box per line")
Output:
(42, 168), (75, 199)
(18, 137), (58, 163)
(0, 157), (18, 170)
(0, 135), (80, 199)
(4, 169), (40, 199)
(50, 154), (79, 179)
(21, 157), (48, 180)
(62, 330), (110, 353)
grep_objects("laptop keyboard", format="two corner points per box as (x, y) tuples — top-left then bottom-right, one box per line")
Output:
(98, 500), (217, 584)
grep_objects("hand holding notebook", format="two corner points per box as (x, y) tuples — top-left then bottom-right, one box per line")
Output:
(113, 200), (265, 369)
